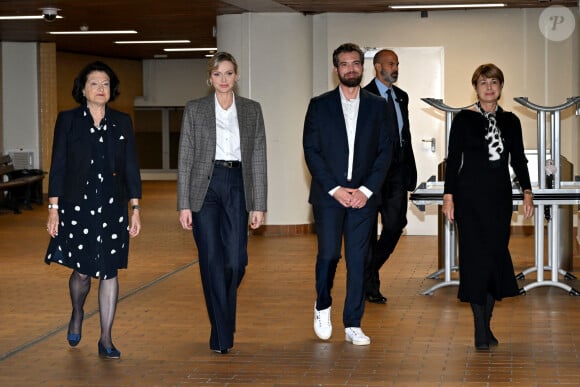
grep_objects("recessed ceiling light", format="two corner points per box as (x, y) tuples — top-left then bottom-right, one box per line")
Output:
(163, 47), (218, 52)
(48, 30), (138, 35)
(115, 40), (191, 44)
(389, 3), (506, 9)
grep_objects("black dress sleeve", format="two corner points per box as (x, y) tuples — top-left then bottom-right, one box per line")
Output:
(506, 112), (532, 191)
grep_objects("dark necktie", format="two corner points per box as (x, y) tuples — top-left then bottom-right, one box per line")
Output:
(386, 89), (400, 147)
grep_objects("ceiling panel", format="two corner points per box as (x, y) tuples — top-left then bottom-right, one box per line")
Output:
(0, 0), (575, 59)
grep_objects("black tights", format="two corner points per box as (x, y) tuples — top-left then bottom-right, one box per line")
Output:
(68, 270), (119, 348)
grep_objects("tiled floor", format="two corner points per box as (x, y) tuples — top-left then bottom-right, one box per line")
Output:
(1, 181), (580, 386)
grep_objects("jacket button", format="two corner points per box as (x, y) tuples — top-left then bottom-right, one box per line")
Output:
(112, 172), (117, 176)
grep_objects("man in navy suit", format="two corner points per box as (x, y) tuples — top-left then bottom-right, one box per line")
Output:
(303, 43), (393, 346)
(363, 49), (418, 304)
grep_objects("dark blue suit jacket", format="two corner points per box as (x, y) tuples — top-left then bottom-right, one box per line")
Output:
(363, 81), (417, 191)
(48, 105), (142, 204)
(303, 87), (393, 208)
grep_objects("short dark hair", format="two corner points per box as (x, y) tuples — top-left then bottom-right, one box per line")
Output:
(332, 43), (364, 68)
(72, 61), (120, 104)
(471, 63), (504, 88)
(372, 49), (397, 65)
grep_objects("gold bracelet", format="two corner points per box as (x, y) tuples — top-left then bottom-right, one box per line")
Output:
(523, 190), (534, 198)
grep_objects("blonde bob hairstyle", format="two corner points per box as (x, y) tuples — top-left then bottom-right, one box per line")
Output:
(207, 51), (239, 78)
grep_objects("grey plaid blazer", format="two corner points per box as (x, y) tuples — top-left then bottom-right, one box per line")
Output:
(177, 94), (267, 213)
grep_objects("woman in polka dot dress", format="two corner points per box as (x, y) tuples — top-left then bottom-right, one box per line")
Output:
(45, 61), (142, 359)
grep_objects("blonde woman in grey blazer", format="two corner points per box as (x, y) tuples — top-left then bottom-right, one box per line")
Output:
(177, 52), (267, 354)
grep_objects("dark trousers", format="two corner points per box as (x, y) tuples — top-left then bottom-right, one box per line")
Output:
(365, 170), (408, 295)
(192, 165), (248, 351)
(313, 204), (375, 327)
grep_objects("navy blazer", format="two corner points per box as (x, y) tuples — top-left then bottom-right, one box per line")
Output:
(48, 105), (142, 204)
(363, 81), (417, 191)
(303, 87), (393, 207)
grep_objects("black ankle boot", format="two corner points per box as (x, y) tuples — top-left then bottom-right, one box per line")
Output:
(485, 294), (498, 346)
(471, 303), (489, 350)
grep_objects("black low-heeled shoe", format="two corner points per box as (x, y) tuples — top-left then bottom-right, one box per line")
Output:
(366, 292), (387, 304)
(98, 340), (121, 359)
(67, 312), (84, 347)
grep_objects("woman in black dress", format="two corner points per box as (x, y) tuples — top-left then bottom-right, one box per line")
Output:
(45, 61), (142, 359)
(442, 64), (534, 350)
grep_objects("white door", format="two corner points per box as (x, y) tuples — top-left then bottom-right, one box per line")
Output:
(363, 47), (444, 236)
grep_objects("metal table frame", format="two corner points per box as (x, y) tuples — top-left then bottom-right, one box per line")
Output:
(513, 97), (580, 295)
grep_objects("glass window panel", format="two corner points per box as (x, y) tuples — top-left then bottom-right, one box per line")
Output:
(169, 109), (183, 170)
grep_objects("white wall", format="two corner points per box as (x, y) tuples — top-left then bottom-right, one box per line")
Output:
(1, 42), (40, 167)
(218, 13), (314, 225)
(135, 58), (210, 107)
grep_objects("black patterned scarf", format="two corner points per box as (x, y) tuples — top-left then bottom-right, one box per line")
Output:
(476, 101), (504, 162)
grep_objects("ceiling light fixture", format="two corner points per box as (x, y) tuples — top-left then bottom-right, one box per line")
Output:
(0, 15), (63, 20)
(115, 40), (191, 44)
(389, 3), (506, 9)
(163, 47), (218, 52)
(40, 7), (60, 22)
(48, 30), (137, 35)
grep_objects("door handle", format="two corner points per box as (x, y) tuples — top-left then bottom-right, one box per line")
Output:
(422, 137), (436, 153)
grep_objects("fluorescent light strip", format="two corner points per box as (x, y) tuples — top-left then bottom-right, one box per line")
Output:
(48, 30), (138, 35)
(390, 3), (506, 9)
(164, 47), (218, 52)
(0, 15), (63, 20)
(115, 40), (190, 44)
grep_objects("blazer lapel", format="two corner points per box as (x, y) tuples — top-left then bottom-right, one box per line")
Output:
(329, 88), (349, 151)
(235, 95), (255, 164)
(235, 95), (248, 136)
(393, 85), (410, 139)
(364, 80), (380, 96)
(354, 89), (372, 155)
(200, 94), (217, 157)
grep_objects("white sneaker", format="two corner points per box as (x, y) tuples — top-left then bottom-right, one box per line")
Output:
(314, 303), (332, 340)
(345, 327), (371, 345)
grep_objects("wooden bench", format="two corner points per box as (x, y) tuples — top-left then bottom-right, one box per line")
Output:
(0, 154), (45, 213)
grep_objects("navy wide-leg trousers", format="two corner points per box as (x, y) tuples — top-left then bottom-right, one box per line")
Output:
(192, 165), (248, 351)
